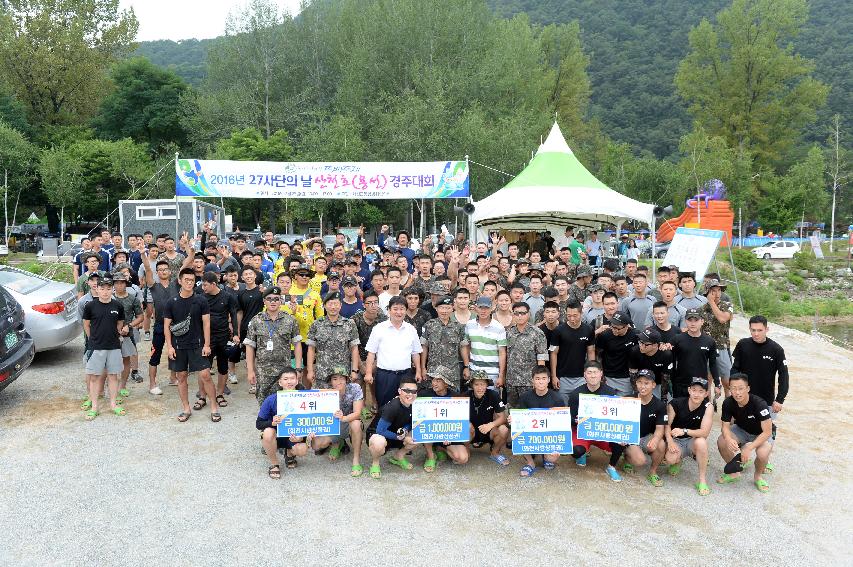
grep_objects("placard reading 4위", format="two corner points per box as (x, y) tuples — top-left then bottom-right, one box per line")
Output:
(576, 394), (641, 445)
(510, 408), (573, 455)
(412, 397), (470, 443)
(277, 390), (340, 437)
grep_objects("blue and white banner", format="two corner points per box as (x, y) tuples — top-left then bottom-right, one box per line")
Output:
(276, 389), (340, 437)
(176, 158), (469, 199)
(576, 394), (641, 445)
(412, 397), (470, 443)
(510, 408), (573, 455)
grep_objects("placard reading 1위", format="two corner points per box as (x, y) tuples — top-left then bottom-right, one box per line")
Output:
(412, 397), (470, 443)
(276, 389), (340, 437)
(576, 394), (641, 445)
(510, 408), (573, 455)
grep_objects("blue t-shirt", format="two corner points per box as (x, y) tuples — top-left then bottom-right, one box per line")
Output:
(258, 384), (306, 423)
(340, 299), (364, 319)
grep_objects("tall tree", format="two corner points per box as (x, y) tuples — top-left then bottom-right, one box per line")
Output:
(93, 57), (190, 152)
(38, 146), (85, 236)
(825, 115), (849, 249)
(0, 0), (138, 128)
(675, 0), (828, 167)
(0, 121), (37, 239)
(757, 146), (826, 233)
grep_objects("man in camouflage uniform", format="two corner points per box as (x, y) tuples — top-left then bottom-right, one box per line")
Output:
(244, 286), (302, 404)
(567, 265), (593, 305)
(505, 301), (549, 407)
(420, 295), (468, 391)
(306, 291), (360, 389)
(700, 279), (734, 393)
(351, 289), (387, 411)
(408, 255), (435, 297)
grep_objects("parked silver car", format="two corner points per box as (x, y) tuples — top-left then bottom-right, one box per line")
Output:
(0, 265), (81, 352)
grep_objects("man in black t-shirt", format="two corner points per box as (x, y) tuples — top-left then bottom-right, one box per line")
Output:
(82, 277), (127, 420)
(163, 268), (216, 423)
(670, 308), (719, 399)
(550, 301), (596, 403)
(623, 370), (667, 486)
(467, 371), (509, 466)
(629, 328), (673, 401)
(716, 373), (773, 492)
(367, 377), (419, 479)
(594, 311), (637, 396)
(233, 266), (265, 391)
(665, 377), (713, 496)
(568, 360), (624, 482)
(201, 272), (239, 409)
(509, 367), (565, 477)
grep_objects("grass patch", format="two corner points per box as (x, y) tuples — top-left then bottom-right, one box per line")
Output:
(15, 261), (75, 284)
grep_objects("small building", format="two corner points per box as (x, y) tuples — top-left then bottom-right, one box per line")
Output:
(118, 198), (225, 240)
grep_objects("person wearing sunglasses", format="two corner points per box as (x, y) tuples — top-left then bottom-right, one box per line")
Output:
(366, 377), (420, 479)
(505, 302), (548, 409)
(244, 286), (303, 405)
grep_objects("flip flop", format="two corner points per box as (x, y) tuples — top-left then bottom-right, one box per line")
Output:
(543, 460), (556, 471)
(285, 455), (298, 469)
(717, 473), (741, 484)
(328, 443), (343, 461)
(369, 464), (381, 479)
(754, 478), (770, 493)
(388, 456), (413, 471)
(351, 464), (364, 477)
(489, 454), (510, 466)
(119, 389), (130, 398)
(193, 398), (207, 411)
(695, 482), (711, 496)
(423, 457), (437, 472)
(646, 473), (663, 487)
(622, 463), (635, 473)
(434, 450), (448, 462)
(177, 412), (191, 422)
(85, 410), (99, 421)
(519, 464), (536, 477)
(764, 463), (774, 474)
(112, 406), (126, 416)
(668, 463), (682, 476)
(81, 399), (92, 411)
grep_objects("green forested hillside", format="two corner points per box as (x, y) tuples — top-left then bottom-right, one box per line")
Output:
(134, 38), (215, 87)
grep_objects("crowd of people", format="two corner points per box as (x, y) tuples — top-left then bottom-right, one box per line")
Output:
(73, 223), (788, 494)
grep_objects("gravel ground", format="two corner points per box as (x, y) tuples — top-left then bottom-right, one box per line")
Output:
(1, 316), (851, 566)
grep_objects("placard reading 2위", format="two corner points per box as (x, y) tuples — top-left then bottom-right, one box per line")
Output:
(510, 408), (573, 455)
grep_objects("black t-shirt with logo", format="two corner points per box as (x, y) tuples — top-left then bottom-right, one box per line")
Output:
(638, 395), (667, 437)
(550, 322), (595, 377)
(469, 388), (505, 427)
(629, 346), (673, 385)
(671, 332), (718, 385)
(668, 396), (711, 436)
(163, 293), (210, 350)
(595, 328), (638, 378)
(721, 394), (771, 436)
(652, 324), (681, 346)
(82, 299), (124, 350)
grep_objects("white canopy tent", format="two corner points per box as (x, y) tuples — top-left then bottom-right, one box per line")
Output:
(471, 123), (656, 236)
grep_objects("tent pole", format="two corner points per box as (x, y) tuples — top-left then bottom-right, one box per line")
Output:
(651, 216), (657, 275)
(174, 152), (180, 239)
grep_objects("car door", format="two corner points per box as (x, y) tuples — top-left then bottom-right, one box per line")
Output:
(0, 287), (25, 358)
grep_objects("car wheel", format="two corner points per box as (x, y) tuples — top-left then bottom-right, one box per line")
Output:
(763, 253), (771, 259)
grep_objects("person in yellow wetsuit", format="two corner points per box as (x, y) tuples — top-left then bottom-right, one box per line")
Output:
(282, 263), (324, 380)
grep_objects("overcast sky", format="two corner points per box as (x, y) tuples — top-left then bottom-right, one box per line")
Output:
(119, 0), (303, 42)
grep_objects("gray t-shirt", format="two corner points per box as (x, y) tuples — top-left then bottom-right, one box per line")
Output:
(620, 295), (656, 329)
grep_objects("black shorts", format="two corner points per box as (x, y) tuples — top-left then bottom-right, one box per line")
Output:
(168, 348), (211, 373)
(471, 427), (494, 446)
(207, 342), (230, 375)
(276, 437), (295, 450)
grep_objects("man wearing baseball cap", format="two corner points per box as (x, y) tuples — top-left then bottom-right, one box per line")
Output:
(420, 295), (467, 391)
(670, 308), (719, 399)
(466, 370), (510, 466)
(594, 311), (638, 396)
(629, 328), (673, 401)
(339, 276), (364, 319)
(665, 376), (713, 496)
(622, 369), (667, 486)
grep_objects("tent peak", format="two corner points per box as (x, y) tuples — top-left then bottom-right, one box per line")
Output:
(537, 122), (573, 155)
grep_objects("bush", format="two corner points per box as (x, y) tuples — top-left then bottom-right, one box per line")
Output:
(787, 251), (815, 273)
(786, 273), (805, 288)
(731, 248), (763, 272)
(780, 291), (791, 302)
(738, 281), (783, 318)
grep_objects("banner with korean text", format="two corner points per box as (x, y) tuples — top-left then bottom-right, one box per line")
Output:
(576, 395), (641, 445)
(412, 397), (470, 443)
(176, 158), (469, 199)
(276, 390), (340, 437)
(510, 408), (573, 455)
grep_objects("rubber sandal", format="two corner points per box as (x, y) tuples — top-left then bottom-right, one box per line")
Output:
(268, 465), (281, 479)
(717, 473), (740, 484)
(360, 407), (374, 421)
(85, 410), (99, 421)
(764, 463), (774, 474)
(388, 456), (413, 471)
(520, 464), (536, 477)
(112, 406), (126, 416)
(423, 457), (437, 472)
(328, 443), (343, 461)
(193, 398), (207, 411)
(351, 464), (364, 477)
(210, 412), (221, 422)
(434, 449), (448, 462)
(177, 412), (191, 422)
(646, 473), (663, 487)
(754, 478), (770, 493)
(369, 464), (381, 479)
(285, 455), (297, 469)
(248, 385), (256, 394)
(215, 394), (228, 407)
(81, 399), (92, 410)
(695, 482), (710, 496)
(668, 463), (682, 476)
(543, 460), (556, 471)
(489, 454), (510, 466)
(471, 442), (485, 449)
(622, 463), (635, 473)
(119, 389), (130, 398)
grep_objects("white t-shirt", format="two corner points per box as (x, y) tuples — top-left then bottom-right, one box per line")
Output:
(378, 290), (400, 315)
(365, 320), (423, 371)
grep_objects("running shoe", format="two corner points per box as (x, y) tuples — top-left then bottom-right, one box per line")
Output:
(149, 387), (163, 395)
(605, 465), (623, 482)
(228, 373), (238, 384)
(575, 454), (587, 467)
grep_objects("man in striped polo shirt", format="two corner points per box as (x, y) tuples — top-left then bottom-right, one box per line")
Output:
(462, 296), (507, 391)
